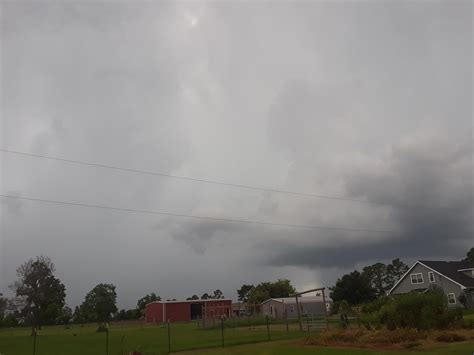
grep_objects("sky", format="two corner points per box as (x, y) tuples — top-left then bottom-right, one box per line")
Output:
(0, 0), (472, 310)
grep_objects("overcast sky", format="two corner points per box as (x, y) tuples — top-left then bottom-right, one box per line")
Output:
(0, 0), (472, 309)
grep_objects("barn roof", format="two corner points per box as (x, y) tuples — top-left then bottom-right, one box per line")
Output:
(146, 299), (232, 306)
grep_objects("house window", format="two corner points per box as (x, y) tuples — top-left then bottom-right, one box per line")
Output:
(410, 273), (424, 284)
(447, 293), (456, 305)
(428, 272), (435, 283)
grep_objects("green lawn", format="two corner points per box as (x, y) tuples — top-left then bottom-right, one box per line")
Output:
(464, 309), (474, 320)
(1, 322), (473, 355)
(178, 339), (474, 355)
(0, 321), (305, 355)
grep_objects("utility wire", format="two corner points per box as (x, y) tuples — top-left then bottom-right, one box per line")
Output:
(1, 148), (404, 207)
(0, 194), (394, 234)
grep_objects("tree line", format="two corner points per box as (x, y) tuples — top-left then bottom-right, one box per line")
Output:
(0, 256), (228, 331)
(237, 279), (296, 304)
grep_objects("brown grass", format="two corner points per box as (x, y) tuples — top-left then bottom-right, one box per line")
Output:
(304, 328), (474, 350)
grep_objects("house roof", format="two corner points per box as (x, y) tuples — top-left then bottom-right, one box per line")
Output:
(261, 296), (332, 305)
(146, 299), (232, 306)
(419, 260), (474, 288)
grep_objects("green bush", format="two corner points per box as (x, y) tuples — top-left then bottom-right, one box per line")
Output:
(360, 291), (460, 330)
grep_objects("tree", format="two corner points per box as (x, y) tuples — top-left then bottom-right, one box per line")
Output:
(211, 289), (224, 299)
(116, 309), (127, 321)
(73, 305), (87, 324)
(10, 256), (66, 331)
(330, 270), (376, 305)
(247, 279), (296, 304)
(362, 262), (388, 297)
(137, 293), (161, 312)
(79, 283), (117, 325)
(237, 284), (254, 303)
(268, 279), (296, 298)
(0, 297), (7, 319)
(0, 297), (7, 327)
(115, 308), (140, 321)
(57, 306), (72, 325)
(463, 247), (474, 262)
(385, 258), (409, 289)
(198, 289), (225, 300)
(3, 313), (19, 327)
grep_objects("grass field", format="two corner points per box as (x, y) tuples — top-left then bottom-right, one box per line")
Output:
(0, 320), (305, 355)
(1, 321), (473, 355)
(179, 339), (474, 354)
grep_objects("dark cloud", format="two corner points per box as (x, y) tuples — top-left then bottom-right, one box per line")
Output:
(266, 137), (473, 268)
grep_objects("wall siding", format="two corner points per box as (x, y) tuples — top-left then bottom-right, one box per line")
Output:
(391, 263), (464, 306)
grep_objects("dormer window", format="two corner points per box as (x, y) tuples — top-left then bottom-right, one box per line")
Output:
(457, 268), (474, 278)
(410, 273), (424, 284)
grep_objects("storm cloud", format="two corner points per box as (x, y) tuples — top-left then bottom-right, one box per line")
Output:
(1, 1), (472, 308)
(266, 136), (473, 268)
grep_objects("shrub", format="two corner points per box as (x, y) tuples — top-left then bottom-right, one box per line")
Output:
(435, 333), (467, 342)
(360, 297), (390, 314)
(403, 341), (422, 349)
(458, 292), (467, 308)
(309, 328), (427, 346)
(2, 314), (19, 327)
(360, 291), (460, 330)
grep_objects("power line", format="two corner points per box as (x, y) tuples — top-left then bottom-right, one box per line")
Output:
(0, 194), (394, 234)
(1, 148), (404, 207)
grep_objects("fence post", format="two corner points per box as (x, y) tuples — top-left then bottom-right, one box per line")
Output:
(295, 296), (303, 332)
(105, 323), (109, 355)
(285, 311), (289, 332)
(221, 318), (224, 347)
(167, 320), (171, 354)
(306, 318), (310, 335)
(120, 334), (125, 355)
(322, 289), (329, 330)
(266, 315), (270, 341)
(32, 327), (37, 355)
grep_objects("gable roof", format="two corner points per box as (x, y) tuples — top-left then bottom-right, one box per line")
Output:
(419, 260), (474, 288)
(389, 260), (474, 294)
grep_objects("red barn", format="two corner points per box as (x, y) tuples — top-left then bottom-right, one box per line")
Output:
(145, 299), (232, 324)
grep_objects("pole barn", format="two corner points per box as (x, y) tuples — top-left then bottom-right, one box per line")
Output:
(145, 299), (232, 324)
